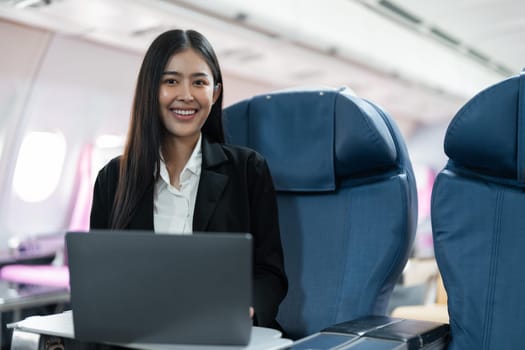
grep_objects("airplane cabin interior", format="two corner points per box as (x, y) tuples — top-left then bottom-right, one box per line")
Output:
(0, 0), (524, 349)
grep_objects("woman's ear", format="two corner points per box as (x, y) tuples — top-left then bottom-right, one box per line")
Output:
(212, 83), (222, 104)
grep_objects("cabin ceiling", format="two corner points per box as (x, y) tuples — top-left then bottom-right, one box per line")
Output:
(0, 0), (522, 135)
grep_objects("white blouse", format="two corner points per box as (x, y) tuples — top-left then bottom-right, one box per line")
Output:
(153, 135), (202, 234)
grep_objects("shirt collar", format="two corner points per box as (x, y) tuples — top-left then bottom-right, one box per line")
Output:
(158, 134), (202, 186)
(185, 134), (202, 176)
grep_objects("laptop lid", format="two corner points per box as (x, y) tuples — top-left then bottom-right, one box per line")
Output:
(66, 231), (252, 346)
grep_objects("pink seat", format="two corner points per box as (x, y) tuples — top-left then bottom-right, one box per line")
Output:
(0, 264), (69, 288)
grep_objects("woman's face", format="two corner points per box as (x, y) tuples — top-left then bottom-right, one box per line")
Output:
(158, 48), (221, 144)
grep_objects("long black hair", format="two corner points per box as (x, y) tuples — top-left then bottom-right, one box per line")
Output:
(111, 29), (225, 229)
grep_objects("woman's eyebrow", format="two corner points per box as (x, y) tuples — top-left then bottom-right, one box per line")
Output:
(162, 70), (181, 76)
(162, 71), (210, 78)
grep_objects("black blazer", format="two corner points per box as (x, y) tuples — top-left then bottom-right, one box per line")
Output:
(90, 137), (288, 329)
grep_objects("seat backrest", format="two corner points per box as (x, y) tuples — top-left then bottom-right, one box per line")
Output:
(432, 70), (525, 349)
(223, 87), (417, 339)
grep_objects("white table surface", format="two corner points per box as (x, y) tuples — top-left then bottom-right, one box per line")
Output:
(9, 311), (293, 350)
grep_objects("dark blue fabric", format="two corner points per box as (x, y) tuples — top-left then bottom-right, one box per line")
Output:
(444, 74), (524, 182)
(223, 87), (417, 339)
(518, 71), (525, 182)
(433, 71), (525, 349)
(333, 91), (397, 178)
(223, 87), (398, 191)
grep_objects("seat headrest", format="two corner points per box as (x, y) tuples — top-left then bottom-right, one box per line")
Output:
(223, 87), (398, 191)
(445, 71), (525, 183)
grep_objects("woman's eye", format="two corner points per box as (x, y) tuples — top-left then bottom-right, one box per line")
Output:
(194, 80), (207, 86)
(165, 79), (177, 84)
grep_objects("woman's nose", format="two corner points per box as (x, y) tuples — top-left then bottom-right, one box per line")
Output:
(176, 82), (194, 101)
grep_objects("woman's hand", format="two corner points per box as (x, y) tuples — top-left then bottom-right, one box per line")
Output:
(250, 307), (254, 318)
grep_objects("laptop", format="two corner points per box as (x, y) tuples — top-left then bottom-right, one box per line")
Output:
(66, 230), (253, 346)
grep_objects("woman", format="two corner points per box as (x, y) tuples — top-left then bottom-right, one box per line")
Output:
(90, 29), (287, 329)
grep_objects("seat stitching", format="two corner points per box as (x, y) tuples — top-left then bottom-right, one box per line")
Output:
(482, 190), (503, 349)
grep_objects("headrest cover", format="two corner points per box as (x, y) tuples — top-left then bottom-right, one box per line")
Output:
(223, 87), (398, 192)
(444, 72), (525, 182)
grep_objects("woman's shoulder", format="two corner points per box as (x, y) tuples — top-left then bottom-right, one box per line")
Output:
(101, 155), (121, 170)
(217, 144), (273, 183)
(95, 155), (122, 180)
(219, 143), (266, 164)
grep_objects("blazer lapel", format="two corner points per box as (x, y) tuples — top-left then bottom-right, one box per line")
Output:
(193, 138), (229, 231)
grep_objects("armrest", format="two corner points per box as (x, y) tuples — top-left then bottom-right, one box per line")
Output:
(290, 316), (449, 350)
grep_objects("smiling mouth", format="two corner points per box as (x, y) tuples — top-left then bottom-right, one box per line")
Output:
(170, 108), (197, 119)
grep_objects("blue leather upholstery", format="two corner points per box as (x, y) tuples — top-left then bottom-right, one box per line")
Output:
(223, 87), (417, 339)
(432, 71), (525, 349)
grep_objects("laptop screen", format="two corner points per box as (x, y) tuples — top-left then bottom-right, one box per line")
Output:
(66, 231), (252, 346)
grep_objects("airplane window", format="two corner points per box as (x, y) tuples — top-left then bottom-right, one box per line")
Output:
(13, 131), (66, 203)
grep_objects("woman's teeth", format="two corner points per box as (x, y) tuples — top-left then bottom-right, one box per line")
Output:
(173, 109), (195, 115)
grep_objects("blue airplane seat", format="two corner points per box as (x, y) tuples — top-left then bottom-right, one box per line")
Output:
(223, 87), (418, 339)
(432, 70), (525, 349)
